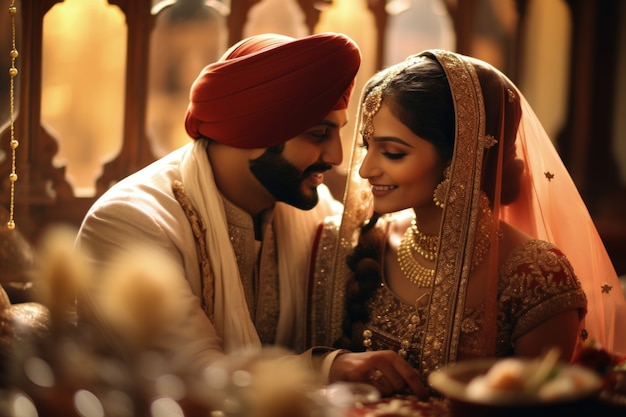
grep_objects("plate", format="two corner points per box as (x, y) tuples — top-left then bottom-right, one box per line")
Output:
(428, 357), (602, 417)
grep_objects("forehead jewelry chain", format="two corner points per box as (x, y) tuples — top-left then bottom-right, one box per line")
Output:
(360, 56), (420, 140)
(6, 0), (19, 230)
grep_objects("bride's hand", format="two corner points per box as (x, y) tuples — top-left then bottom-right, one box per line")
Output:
(328, 350), (428, 400)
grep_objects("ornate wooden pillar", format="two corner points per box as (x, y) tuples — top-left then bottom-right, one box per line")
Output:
(443, 0), (478, 55)
(0, 0), (71, 239)
(558, 0), (621, 201)
(101, 0), (156, 193)
(227, 0), (259, 45)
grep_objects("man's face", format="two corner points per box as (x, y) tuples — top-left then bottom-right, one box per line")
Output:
(249, 109), (348, 210)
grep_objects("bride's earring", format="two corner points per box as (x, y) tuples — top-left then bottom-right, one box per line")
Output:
(433, 166), (451, 208)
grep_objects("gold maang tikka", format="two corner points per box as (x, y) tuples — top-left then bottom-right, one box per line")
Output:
(360, 57), (421, 140)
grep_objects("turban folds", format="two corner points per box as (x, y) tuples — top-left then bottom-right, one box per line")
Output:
(184, 32), (361, 148)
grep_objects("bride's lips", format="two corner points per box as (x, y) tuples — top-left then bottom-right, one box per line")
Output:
(370, 184), (397, 197)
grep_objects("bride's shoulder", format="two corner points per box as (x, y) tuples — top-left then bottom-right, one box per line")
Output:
(499, 222), (572, 271)
(499, 222), (561, 250)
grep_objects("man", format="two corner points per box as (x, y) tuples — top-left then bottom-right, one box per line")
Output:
(76, 30), (356, 362)
(75, 32), (425, 397)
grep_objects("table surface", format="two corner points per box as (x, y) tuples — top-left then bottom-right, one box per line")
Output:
(345, 393), (626, 417)
(346, 396), (450, 417)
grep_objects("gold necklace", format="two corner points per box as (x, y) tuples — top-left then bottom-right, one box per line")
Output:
(397, 221), (437, 287)
(397, 193), (497, 287)
(408, 218), (438, 261)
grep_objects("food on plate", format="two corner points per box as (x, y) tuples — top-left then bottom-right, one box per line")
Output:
(464, 349), (601, 403)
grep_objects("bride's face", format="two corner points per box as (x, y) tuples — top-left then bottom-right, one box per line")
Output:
(358, 103), (444, 215)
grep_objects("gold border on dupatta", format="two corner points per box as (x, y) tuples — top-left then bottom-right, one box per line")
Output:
(418, 50), (487, 378)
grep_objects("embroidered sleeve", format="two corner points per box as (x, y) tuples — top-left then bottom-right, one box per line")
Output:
(499, 240), (588, 342)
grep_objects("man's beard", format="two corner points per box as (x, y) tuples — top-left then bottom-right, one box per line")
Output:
(249, 148), (331, 210)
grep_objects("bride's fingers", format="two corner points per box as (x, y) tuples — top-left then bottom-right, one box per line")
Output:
(367, 368), (395, 396)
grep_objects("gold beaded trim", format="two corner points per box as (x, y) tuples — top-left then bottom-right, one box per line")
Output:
(362, 314), (420, 360)
(6, 1), (19, 230)
(361, 293), (429, 360)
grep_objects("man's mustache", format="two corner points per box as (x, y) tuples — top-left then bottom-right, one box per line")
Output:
(303, 163), (332, 177)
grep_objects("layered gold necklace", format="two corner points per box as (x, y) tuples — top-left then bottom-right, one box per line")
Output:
(397, 218), (439, 287)
(397, 193), (496, 287)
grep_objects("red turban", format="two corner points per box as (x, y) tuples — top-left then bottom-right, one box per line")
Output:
(184, 32), (361, 148)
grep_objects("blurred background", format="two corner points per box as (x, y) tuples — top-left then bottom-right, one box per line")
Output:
(0, 0), (625, 277)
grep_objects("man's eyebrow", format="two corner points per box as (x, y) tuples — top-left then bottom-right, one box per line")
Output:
(314, 119), (347, 129)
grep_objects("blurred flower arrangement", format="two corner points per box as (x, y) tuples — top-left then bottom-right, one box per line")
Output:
(0, 226), (330, 417)
(5, 224), (623, 417)
(572, 340), (626, 409)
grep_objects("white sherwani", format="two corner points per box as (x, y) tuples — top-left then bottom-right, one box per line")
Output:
(75, 140), (342, 370)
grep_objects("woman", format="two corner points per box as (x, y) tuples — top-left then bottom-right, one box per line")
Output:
(308, 50), (626, 390)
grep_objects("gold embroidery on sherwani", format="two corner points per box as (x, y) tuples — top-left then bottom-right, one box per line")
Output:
(174, 183), (280, 345)
(223, 198), (256, 319)
(173, 180), (214, 323)
(224, 200), (279, 345)
(255, 220), (279, 344)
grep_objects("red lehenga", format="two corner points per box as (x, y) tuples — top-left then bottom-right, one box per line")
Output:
(307, 50), (626, 383)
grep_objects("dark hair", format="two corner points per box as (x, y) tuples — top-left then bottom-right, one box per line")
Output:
(335, 219), (384, 350)
(383, 58), (456, 165)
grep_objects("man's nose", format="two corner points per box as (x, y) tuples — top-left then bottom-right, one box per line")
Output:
(321, 134), (344, 166)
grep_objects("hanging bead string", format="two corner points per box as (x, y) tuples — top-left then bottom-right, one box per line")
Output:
(7, 0), (19, 230)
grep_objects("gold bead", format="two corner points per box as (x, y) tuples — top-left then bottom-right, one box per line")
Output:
(10, 49), (18, 59)
(9, 67), (17, 77)
(7, 220), (15, 230)
(10, 139), (18, 149)
(9, 173), (17, 182)
(9, 6), (17, 15)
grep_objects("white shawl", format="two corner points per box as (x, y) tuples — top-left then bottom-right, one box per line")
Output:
(179, 140), (341, 353)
